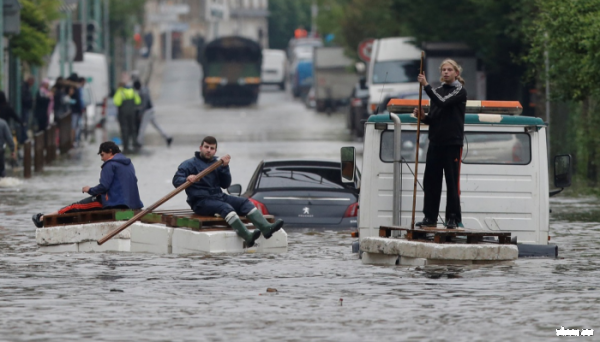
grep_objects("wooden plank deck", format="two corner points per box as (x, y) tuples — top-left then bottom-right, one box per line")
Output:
(379, 225), (512, 244)
(42, 209), (274, 230)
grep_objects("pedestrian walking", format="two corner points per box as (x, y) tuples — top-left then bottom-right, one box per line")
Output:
(31, 141), (144, 227)
(113, 82), (141, 153)
(413, 59), (467, 229)
(20, 76), (34, 143)
(0, 118), (16, 178)
(133, 80), (172, 148)
(172, 136), (284, 247)
(67, 74), (85, 146)
(0, 91), (23, 129)
(34, 79), (53, 133)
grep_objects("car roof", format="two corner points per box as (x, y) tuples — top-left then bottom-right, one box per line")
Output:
(262, 159), (341, 168)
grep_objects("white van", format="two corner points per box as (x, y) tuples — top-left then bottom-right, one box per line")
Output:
(342, 100), (572, 258)
(47, 51), (110, 105)
(261, 49), (287, 90)
(366, 37), (421, 114)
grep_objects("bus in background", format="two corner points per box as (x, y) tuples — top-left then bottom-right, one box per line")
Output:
(201, 36), (262, 106)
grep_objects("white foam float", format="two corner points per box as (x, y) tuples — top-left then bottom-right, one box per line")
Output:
(37, 221), (288, 254)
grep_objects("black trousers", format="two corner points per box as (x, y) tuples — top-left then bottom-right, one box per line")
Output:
(422, 144), (462, 223)
(0, 150), (5, 178)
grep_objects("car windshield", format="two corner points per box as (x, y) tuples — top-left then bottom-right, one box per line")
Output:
(258, 167), (346, 189)
(372, 60), (421, 84)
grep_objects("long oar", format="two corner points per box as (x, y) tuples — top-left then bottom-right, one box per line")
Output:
(410, 51), (425, 230)
(97, 159), (224, 245)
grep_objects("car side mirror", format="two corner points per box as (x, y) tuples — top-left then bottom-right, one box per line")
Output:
(554, 154), (572, 188)
(228, 184), (242, 196)
(340, 146), (356, 183)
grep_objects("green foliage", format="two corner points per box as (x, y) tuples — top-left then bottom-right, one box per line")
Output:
(109, 0), (146, 39)
(268, 0), (313, 50)
(524, 0), (600, 102)
(10, 0), (61, 66)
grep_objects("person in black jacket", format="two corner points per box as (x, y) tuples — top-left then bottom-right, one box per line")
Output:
(173, 136), (284, 247)
(413, 59), (467, 229)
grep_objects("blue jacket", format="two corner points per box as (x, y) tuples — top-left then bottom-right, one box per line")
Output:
(172, 152), (232, 205)
(88, 153), (144, 209)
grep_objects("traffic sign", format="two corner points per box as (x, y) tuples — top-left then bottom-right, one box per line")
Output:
(357, 38), (375, 63)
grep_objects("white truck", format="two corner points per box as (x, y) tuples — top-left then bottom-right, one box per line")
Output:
(341, 100), (572, 258)
(366, 37), (421, 114)
(313, 46), (359, 113)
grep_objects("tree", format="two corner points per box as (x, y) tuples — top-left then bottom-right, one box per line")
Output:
(268, 0), (313, 50)
(523, 0), (600, 185)
(109, 0), (146, 39)
(9, 0), (61, 66)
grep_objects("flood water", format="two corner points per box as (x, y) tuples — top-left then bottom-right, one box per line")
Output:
(1, 61), (599, 341)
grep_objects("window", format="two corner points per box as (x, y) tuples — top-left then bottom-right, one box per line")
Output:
(257, 167), (346, 189)
(380, 131), (532, 165)
(372, 60), (421, 84)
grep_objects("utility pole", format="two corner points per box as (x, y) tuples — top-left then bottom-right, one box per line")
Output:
(94, 0), (101, 50)
(67, 10), (73, 75)
(0, 0), (4, 90)
(60, 19), (66, 77)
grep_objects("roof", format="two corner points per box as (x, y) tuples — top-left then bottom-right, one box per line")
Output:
(367, 113), (546, 126)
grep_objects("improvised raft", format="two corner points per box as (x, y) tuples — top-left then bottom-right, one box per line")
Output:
(36, 209), (287, 254)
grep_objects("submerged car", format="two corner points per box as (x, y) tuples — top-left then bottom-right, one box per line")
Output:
(228, 160), (360, 228)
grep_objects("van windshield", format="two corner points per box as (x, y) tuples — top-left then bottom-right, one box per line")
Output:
(372, 60), (421, 84)
(380, 131), (532, 165)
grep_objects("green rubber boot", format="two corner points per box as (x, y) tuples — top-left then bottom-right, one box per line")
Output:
(247, 209), (284, 239)
(226, 212), (261, 248)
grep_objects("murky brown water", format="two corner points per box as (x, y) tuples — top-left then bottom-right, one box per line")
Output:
(1, 143), (599, 342)
(1, 60), (599, 341)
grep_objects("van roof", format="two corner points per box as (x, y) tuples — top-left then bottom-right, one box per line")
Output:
(374, 37), (421, 61)
(367, 113), (546, 126)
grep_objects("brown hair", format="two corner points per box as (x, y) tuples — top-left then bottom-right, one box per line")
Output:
(439, 59), (465, 85)
(201, 136), (218, 148)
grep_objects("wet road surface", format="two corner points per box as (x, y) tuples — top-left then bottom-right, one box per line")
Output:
(0, 60), (598, 341)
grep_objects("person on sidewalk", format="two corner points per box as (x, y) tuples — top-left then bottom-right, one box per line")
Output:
(172, 136), (284, 247)
(113, 82), (141, 153)
(34, 79), (53, 133)
(0, 91), (24, 128)
(31, 141), (144, 228)
(20, 76), (35, 143)
(413, 59), (467, 229)
(133, 80), (172, 148)
(0, 118), (16, 178)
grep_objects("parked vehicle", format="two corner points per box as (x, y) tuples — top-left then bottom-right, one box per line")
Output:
(366, 37), (421, 115)
(342, 100), (572, 258)
(313, 47), (359, 113)
(201, 36), (262, 106)
(290, 56), (313, 98)
(261, 49), (287, 90)
(228, 160), (360, 228)
(348, 77), (369, 137)
(47, 51), (110, 106)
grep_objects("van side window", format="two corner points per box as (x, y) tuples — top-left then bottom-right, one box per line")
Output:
(380, 131), (531, 165)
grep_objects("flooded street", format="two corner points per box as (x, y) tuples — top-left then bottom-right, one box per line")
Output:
(1, 60), (599, 342)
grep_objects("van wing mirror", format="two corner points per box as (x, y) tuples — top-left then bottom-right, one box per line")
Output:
(554, 154), (572, 188)
(228, 184), (242, 196)
(340, 147), (356, 183)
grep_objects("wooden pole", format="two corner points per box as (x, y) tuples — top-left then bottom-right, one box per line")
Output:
(97, 159), (224, 245)
(411, 51), (425, 230)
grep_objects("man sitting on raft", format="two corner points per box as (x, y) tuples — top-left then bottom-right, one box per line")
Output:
(172, 136), (283, 247)
(32, 141), (144, 227)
